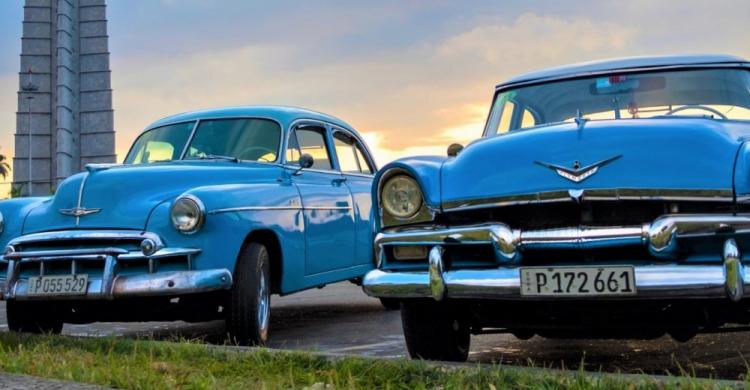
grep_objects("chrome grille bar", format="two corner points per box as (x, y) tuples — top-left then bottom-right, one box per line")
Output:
(376, 214), (750, 262)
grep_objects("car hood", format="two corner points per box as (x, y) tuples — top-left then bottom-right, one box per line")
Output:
(23, 162), (281, 233)
(440, 119), (750, 210)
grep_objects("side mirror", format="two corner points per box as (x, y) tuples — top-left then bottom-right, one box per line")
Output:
(299, 153), (314, 168)
(447, 143), (464, 157)
(293, 153), (314, 175)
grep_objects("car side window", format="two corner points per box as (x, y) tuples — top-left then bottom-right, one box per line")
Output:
(287, 126), (333, 170)
(333, 133), (360, 173)
(333, 131), (374, 174)
(354, 144), (374, 174)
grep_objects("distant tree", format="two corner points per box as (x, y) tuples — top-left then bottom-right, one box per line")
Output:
(9, 185), (22, 199)
(0, 151), (9, 180)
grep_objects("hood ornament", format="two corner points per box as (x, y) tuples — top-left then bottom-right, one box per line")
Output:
(574, 109), (589, 131)
(59, 207), (101, 217)
(535, 155), (622, 183)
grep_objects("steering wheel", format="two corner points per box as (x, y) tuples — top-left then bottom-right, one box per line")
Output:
(237, 146), (277, 162)
(665, 105), (727, 119)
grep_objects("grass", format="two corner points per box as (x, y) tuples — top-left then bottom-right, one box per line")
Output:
(0, 332), (742, 389)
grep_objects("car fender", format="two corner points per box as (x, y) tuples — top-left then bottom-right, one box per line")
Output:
(145, 182), (305, 293)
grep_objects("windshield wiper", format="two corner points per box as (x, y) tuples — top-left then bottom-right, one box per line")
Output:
(191, 154), (239, 163)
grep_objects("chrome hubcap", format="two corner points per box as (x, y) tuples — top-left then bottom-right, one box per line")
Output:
(257, 269), (270, 335)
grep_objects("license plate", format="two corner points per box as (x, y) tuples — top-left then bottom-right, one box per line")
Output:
(520, 266), (636, 296)
(27, 274), (89, 296)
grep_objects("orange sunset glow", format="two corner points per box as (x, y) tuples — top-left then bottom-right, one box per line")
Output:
(1, 1), (749, 184)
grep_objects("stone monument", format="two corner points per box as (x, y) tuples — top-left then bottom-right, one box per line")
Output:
(14, 0), (115, 195)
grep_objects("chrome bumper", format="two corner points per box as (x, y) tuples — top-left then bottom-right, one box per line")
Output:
(366, 214), (750, 302)
(364, 239), (747, 301)
(0, 230), (233, 300)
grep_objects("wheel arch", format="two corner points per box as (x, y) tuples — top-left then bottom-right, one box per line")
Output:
(241, 229), (283, 294)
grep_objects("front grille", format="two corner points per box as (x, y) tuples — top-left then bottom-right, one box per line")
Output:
(6, 231), (192, 279)
(440, 200), (736, 230)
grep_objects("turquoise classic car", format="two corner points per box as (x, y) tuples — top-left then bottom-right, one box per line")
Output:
(363, 55), (750, 361)
(0, 106), (377, 345)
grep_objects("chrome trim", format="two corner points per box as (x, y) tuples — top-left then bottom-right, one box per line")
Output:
(111, 269), (232, 298)
(209, 206), (302, 214)
(363, 263), (750, 300)
(375, 214), (750, 262)
(59, 207), (102, 218)
(207, 205), (351, 214)
(3, 247), (200, 262)
(442, 188), (734, 212)
(4, 247), (129, 261)
(73, 171), (91, 226)
(0, 230), (211, 300)
(110, 247), (201, 260)
(8, 230), (164, 248)
(171, 194), (206, 234)
(428, 246), (445, 301)
(6, 269), (232, 300)
(648, 214), (750, 257)
(724, 239), (743, 302)
(535, 155), (622, 184)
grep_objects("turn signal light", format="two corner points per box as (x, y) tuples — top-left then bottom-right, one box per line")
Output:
(393, 246), (428, 261)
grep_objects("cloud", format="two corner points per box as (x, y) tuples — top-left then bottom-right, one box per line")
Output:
(111, 12), (643, 164)
(4, 2), (750, 171)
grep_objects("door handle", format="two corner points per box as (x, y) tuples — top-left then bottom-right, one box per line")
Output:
(332, 177), (348, 185)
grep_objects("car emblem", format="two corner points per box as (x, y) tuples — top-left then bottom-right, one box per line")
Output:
(59, 207), (101, 217)
(534, 155), (622, 183)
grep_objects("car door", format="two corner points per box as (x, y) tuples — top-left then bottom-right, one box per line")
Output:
(331, 129), (376, 267)
(287, 123), (356, 276)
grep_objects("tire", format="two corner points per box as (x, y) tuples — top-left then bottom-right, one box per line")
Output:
(226, 242), (271, 346)
(379, 298), (400, 310)
(401, 300), (470, 362)
(6, 300), (64, 334)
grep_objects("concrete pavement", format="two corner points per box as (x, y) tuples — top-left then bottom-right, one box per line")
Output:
(0, 282), (749, 380)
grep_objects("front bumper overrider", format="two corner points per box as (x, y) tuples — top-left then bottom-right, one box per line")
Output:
(0, 230), (233, 300)
(363, 214), (750, 302)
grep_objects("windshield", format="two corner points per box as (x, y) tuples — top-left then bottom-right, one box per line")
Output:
(125, 118), (281, 164)
(486, 68), (750, 136)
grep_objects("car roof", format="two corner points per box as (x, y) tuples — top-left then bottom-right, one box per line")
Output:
(145, 105), (359, 134)
(497, 54), (750, 89)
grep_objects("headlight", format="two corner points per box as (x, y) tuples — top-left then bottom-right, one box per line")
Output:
(381, 175), (422, 218)
(170, 195), (205, 234)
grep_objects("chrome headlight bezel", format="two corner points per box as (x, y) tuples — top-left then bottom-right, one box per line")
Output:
(170, 195), (205, 234)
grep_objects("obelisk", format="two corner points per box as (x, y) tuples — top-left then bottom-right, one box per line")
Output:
(14, 0), (115, 196)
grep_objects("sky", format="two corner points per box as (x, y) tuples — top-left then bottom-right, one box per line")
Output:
(1, 0), (749, 178)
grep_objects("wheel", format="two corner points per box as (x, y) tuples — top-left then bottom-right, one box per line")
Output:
(6, 300), (64, 334)
(379, 298), (400, 310)
(400, 300), (470, 362)
(226, 242), (271, 346)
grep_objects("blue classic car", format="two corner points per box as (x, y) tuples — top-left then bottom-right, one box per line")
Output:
(363, 54), (750, 361)
(0, 106), (378, 345)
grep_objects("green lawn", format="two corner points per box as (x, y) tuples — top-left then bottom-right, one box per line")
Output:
(0, 332), (741, 389)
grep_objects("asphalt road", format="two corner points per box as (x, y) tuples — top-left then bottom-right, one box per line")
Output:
(1, 282), (749, 380)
